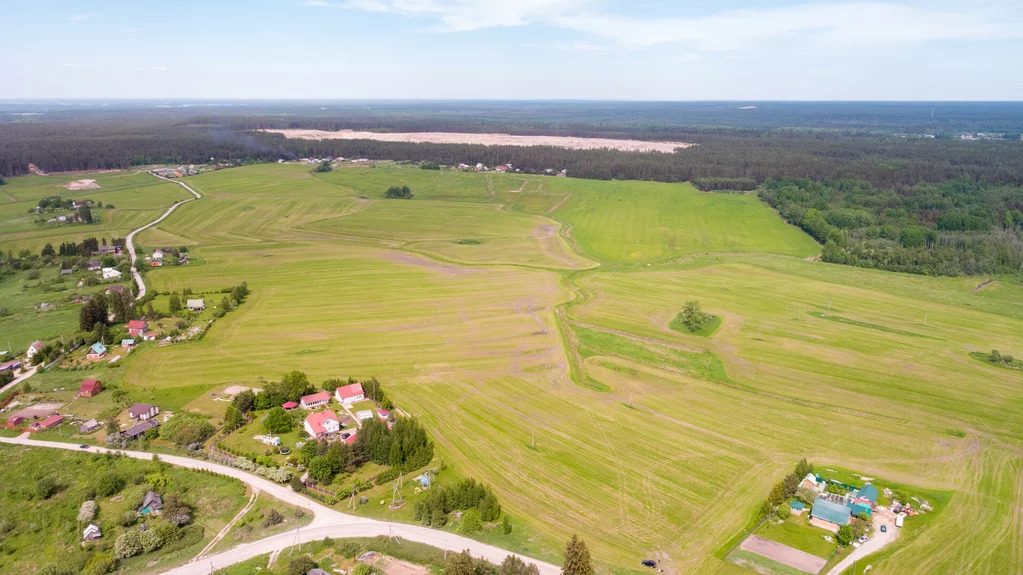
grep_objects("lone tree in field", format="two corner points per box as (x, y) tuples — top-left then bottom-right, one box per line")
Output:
(385, 185), (413, 199)
(680, 300), (712, 332)
(562, 535), (593, 575)
(313, 161), (332, 173)
(168, 292), (182, 313)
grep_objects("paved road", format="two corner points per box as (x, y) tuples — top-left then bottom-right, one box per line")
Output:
(0, 435), (561, 575)
(825, 512), (899, 575)
(126, 174), (202, 300)
(0, 365), (38, 395)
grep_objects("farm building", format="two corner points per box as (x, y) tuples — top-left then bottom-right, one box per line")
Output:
(138, 491), (163, 515)
(127, 320), (147, 337)
(187, 298), (205, 311)
(79, 379), (102, 397)
(83, 524), (102, 542)
(0, 360), (21, 372)
(304, 410), (341, 438)
(300, 391), (330, 410)
(128, 403), (160, 421)
(799, 473), (822, 492)
(80, 419), (101, 433)
(855, 483), (879, 505)
(26, 340), (43, 360)
(810, 497), (852, 532)
(5, 416), (26, 428)
(334, 382), (365, 404)
(282, 401), (299, 410)
(123, 418), (159, 440)
(29, 414), (64, 432)
(101, 268), (122, 281)
(87, 342), (108, 360)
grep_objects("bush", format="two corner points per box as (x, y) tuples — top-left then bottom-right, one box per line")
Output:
(286, 556), (317, 575)
(262, 508), (284, 528)
(114, 531), (143, 558)
(458, 508), (482, 534)
(139, 529), (163, 553)
(96, 472), (125, 497)
(78, 500), (98, 522)
(836, 524), (854, 546)
(35, 476), (58, 499)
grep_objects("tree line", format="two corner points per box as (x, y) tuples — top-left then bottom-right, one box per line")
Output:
(760, 177), (1023, 275)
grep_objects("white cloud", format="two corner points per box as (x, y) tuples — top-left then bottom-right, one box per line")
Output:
(343, 0), (1023, 50)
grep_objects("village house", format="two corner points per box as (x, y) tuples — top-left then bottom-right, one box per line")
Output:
(29, 414), (64, 432)
(83, 523), (102, 542)
(377, 408), (390, 420)
(60, 268), (73, 276)
(138, 491), (163, 515)
(152, 249), (164, 260)
(799, 473), (823, 492)
(304, 410), (341, 438)
(79, 419), (101, 433)
(187, 298), (205, 311)
(101, 267), (122, 281)
(142, 331), (159, 341)
(127, 320), (147, 337)
(128, 403), (160, 421)
(810, 496), (852, 532)
(123, 418), (159, 440)
(79, 378), (102, 397)
(790, 500), (807, 515)
(87, 261), (101, 271)
(150, 260), (162, 267)
(26, 340), (44, 360)
(87, 342), (108, 360)
(96, 245), (122, 255)
(300, 391), (330, 410)
(121, 338), (137, 350)
(105, 284), (125, 295)
(334, 382), (365, 404)
(0, 359), (22, 372)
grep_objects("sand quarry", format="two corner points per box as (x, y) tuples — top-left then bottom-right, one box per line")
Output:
(259, 129), (692, 153)
(63, 179), (101, 190)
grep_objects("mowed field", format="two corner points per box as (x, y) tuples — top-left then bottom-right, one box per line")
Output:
(4, 163), (1022, 574)
(0, 170), (194, 253)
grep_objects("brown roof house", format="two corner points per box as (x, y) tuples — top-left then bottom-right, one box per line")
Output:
(128, 403), (160, 421)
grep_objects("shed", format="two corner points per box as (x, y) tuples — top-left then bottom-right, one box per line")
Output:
(856, 483), (879, 505)
(187, 298), (205, 311)
(123, 418), (159, 439)
(789, 500), (806, 515)
(80, 419), (101, 433)
(80, 379), (102, 397)
(83, 523), (102, 541)
(810, 497), (851, 529)
(138, 491), (163, 515)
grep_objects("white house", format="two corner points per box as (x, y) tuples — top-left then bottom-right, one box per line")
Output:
(152, 249), (164, 260)
(300, 391), (330, 410)
(26, 340), (43, 360)
(186, 298), (205, 311)
(304, 410), (341, 437)
(334, 382), (365, 404)
(101, 267), (122, 280)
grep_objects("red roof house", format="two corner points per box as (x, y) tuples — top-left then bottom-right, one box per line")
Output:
(79, 379), (102, 397)
(30, 414), (64, 432)
(282, 401), (299, 410)
(127, 320), (147, 337)
(304, 410), (340, 437)
(334, 383), (365, 404)
(300, 391), (330, 410)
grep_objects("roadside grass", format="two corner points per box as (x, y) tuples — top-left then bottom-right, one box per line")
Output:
(0, 444), (246, 575)
(208, 491), (313, 554)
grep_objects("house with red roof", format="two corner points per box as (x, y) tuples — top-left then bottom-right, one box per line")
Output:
(79, 379), (102, 397)
(127, 320), (147, 337)
(334, 383), (365, 405)
(29, 414), (64, 432)
(300, 391), (330, 410)
(377, 408), (390, 421)
(343, 431), (357, 445)
(304, 410), (340, 438)
(282, 401), (299, 410)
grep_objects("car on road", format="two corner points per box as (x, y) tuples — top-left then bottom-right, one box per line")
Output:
(641, 560), (657, 568)
(79, 444), (89, 449)
(880, 525), (887, 533)
(858, 535), (869, 543)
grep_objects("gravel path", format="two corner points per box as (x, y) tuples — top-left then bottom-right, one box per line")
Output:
(126, 174), (202, 300)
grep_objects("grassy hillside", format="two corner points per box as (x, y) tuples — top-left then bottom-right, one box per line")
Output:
(2, 163), (1020, 574)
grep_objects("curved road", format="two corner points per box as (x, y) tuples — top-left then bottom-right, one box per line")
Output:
(0, 435), (560, 575)
(126, 174), (202, 300)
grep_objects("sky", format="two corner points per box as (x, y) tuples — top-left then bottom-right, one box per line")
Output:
(1, 0), (1022, 100)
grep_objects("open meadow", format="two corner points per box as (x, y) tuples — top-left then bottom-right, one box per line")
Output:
(2, 162), (1022, 574)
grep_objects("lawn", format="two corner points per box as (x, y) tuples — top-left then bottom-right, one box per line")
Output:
(2, 164), (1022, 574)
(754, 516), (836, 558)
(0, 444), (247, 574)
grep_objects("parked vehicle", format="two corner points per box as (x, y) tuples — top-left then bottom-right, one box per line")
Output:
(79, 444), (89, 449)
(881, 525), (888, 533)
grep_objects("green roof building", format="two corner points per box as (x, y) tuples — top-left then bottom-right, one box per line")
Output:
(857, 483), (879, 504)
(811, 497), (851, 526)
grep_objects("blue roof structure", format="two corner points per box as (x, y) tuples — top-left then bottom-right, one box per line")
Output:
(848, 502), (872, 517)
(790, 500), (806, 511)
(90, 342), (107, 354)
(857, 483), (879, 504)
(811, 497), (851, 526)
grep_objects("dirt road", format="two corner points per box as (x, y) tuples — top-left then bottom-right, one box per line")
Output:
(0, 435), (560, 575)
(825, 512), (899, 575)
(126, 174), (202, 300)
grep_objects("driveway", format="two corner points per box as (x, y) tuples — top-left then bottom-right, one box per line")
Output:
(0, 435), (561, 575)
(0, 365), (38, 395)
(825, 511), (899, 575)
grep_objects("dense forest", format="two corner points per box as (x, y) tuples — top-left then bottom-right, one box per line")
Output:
(760, 178), (1023, 275)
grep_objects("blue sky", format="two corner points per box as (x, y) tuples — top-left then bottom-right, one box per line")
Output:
(1, 0), (1021, 100)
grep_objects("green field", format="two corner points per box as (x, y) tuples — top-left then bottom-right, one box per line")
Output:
(2, 163), (1022, 574)
(753, 516), (836, 558)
